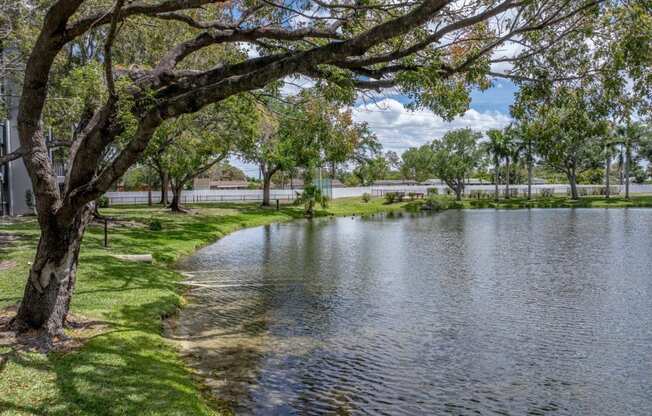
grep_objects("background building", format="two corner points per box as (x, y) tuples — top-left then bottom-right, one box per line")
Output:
(1, 63), (65, 216)
(1, 71), (33, 216)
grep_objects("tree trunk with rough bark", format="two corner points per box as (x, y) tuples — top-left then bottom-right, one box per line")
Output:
(262, 173), (272, 207)
(454, 181), (463, 201)
(13, 204), (95, 340)
(159, 171), (169, 205)
(568, 171), (579, 200)
(169, 183), (186, 212)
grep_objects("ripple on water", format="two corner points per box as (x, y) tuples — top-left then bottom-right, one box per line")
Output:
(173, 209), (652, 415)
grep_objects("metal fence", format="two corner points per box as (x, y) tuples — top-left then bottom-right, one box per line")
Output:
(106, 191), (296, 205)
(104, 184), (652, 206)
(370, 184), (635, 198)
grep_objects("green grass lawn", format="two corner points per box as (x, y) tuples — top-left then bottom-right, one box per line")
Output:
(0, 194), (650, 415)
(0, 198), (408, 416)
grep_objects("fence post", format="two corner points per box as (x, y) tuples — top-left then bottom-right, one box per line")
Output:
(104, 219), (108, 248)
(276, 199), (280, 210)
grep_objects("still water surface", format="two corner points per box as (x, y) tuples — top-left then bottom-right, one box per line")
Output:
(175, 209), (652, 415)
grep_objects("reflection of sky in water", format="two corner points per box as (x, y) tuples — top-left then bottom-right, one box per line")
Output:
(176, 209), (652, 415)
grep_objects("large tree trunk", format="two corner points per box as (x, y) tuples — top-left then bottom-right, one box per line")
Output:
(262, 173), (272, 207)
(159, 170), (169, 205)
(568, 171), (579, 200)
(13, 204), (95, 340)
(454, 182), (463, 201)
(169, 184), (185, 212)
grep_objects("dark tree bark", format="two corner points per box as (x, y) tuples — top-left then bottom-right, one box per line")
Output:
(169, 183), (186, 212)
(160, 170), (169, 205)
(260, 163), (280, 207)
(448, 179), (463, 201)
(568, 170), (579, 200)
(12, 203), (94, 340)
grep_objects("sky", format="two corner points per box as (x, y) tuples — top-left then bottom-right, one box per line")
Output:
(232, 80), (519, 178)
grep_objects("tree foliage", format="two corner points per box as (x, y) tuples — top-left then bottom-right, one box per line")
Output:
(431, 128), (482, 200)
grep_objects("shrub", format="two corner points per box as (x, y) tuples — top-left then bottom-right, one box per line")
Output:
(294, 185), (328, 217)
(422, 196), (448, 211)
(149, 219), (163, 231)
(361, 193), (371, 203)
(408, 192), (416, 200)
(396, 193), (405, 202)
(97, 195), (109, 208)
(469, 199), (493, 208)
(384, 192), (396, 204)
(448, 200), (464, 209)
(427, 187), (439, 195)
(540, 188), (554, 198)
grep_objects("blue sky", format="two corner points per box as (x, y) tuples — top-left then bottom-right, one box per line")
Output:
(232, 79), (518, 177)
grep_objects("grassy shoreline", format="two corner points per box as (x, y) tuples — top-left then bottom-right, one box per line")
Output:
(1, 195), (651, 415)
(0, 198), (408, 416)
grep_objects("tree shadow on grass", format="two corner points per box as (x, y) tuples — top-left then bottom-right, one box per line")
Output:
(1, 332), (214, 416)
(0, 298), (218, 416)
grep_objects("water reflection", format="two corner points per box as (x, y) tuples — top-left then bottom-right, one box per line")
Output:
(175, 209), (652, 415)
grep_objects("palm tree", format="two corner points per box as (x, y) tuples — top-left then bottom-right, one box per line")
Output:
(604, 140), (613, 199)
(485, 129), (507, 201)
(602, 124), (617, 199)
(511, 123), (538, 200)
(501, 126), (520, 199)
(295, 184), (329, 217)
(615, 122), (651, 199)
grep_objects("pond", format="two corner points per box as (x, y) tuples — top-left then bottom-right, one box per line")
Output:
(174, 209), (652, 415)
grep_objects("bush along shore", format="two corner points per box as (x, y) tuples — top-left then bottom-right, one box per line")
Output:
(409, 194), (652, 211)
(1, 195), (651, 415)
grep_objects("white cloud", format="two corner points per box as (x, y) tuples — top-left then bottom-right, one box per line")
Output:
(279, 75), (316, 96)
(352, 98), (511, 153)
(490, 40), (524, 74)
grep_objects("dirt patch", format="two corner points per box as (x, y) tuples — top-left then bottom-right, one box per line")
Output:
(0, 305), (109, 354)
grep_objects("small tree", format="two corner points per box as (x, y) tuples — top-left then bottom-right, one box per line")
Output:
(295, 184), (329, 218)
(516, 87), (606, 200)
(353, 154), (391, 185)
(401, 145), (435, 182)
(155, 97), (258, 212)
(484, 129), (508, 200)
(431, 129), (482, 201)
